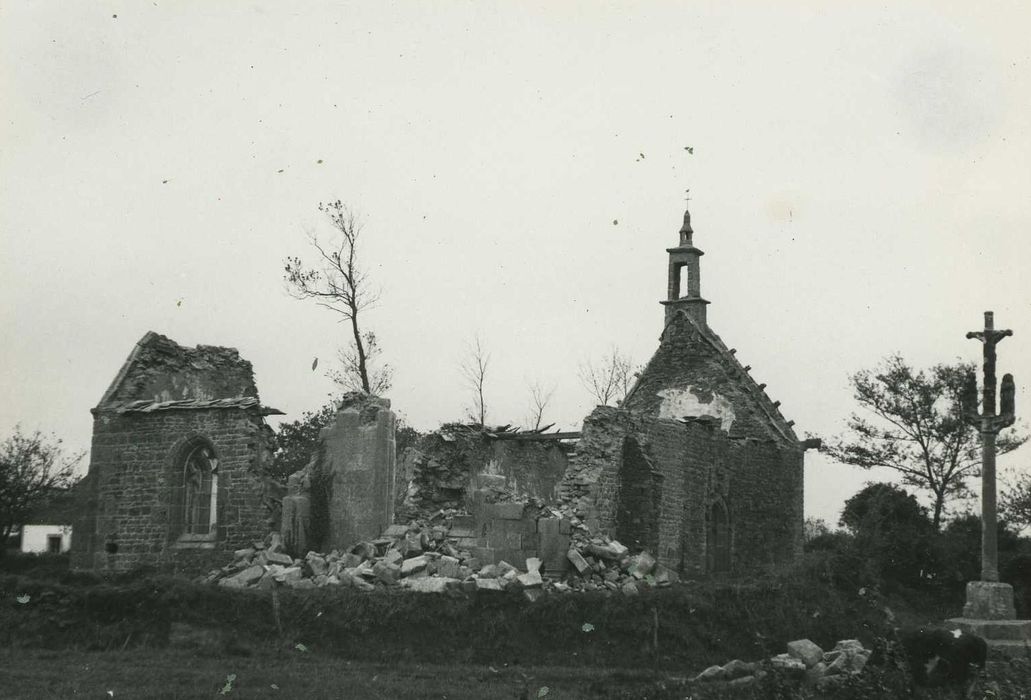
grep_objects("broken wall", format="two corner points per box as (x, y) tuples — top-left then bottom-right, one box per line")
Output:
(398, 426), (571, 519)
(557, 405), (804, 576)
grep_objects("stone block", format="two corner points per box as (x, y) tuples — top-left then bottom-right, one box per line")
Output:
(404, 576), (458, 593)
(401, 555), (429, 577)
(770, 654), (806, 677)
(475, 578), (502, 591)
(567, 549), (591, 574)
(962, 581), (1017, 620)
(373, 560), (400, 584)
(437, 555), (461, 579)
(517, 571), (543, 588)
(266, 551), (293, 566)
(525, 557), (542, 574)
(786, 639), (824, 668)
(223, 564), (264, 586)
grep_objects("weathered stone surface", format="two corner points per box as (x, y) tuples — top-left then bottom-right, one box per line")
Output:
(962, 581), (1017, 620)
(517, 571), (543, 588)
(72, 331), (274, 573)
(273, 566), (303, 583)
(692, 665), (726, 682)
(266, 551), (293, 566)
(786, 639), (824, 668)
(317, 394), (397, 552)
(372, 560), (400, 584)
(437, 555), (461, 579)
(721, 659), (755, 680)
(403, 577), (458, 593)
(475, 578), (502, 591)
(770, 654), (806, 677)
(401, 555), (429, 577)
(567, 549), (590, 574)
(525, 557), (542, 574)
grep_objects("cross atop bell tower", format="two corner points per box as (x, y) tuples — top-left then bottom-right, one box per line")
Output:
(660, 202), (710, 326)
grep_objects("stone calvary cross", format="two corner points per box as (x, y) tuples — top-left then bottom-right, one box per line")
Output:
(948, 313), (1022, 635)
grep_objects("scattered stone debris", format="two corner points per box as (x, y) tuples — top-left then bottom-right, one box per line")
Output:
(689, 638), (872, 690)
(202, 511), (677, 598)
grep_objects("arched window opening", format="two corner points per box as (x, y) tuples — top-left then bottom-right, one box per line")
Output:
(182, 444), (218, 537)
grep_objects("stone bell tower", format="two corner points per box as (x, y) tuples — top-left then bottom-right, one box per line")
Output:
(660, 206), (710, 326)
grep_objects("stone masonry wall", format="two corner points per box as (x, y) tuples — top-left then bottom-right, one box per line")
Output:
(558, 407), (804, 575)
(72, 408), (269, 572)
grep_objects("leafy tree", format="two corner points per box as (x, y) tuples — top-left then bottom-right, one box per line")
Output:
(284, 201), (392, 395)
(269, 403), (337, 481)
(840, 482), (940, 588)
(822, 355), (1026, 529)
(1001, 471), (1031, 529)
(938, 513), (1022, 585)
(0, 427), (82, 545)
(271, 402), (424, 482)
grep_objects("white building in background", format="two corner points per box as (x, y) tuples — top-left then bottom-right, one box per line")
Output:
(20, 525), (72, 554)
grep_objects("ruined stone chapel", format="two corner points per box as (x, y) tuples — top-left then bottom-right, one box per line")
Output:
(558, 207), (812, 575)
(72, 204), (811, 578)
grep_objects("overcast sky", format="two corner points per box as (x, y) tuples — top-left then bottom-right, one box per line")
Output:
(2, 1), (1029, 526)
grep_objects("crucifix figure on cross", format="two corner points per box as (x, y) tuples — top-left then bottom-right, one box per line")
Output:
(953, 310), (1023, 627)
(963, 311), (1016, 583)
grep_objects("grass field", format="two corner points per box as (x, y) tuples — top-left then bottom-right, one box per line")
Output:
(0, 647), (680, 700)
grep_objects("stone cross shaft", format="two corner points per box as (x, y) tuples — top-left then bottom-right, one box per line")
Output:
(964, 311), (1016, 583)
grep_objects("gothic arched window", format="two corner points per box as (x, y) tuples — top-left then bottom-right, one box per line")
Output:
(181, 444), (218, 537)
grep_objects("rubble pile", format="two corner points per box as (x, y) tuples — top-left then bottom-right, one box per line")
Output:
(203, 513), (677, 598)
(690, 638), (872, 690)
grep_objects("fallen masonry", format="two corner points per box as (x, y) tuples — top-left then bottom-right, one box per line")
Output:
(202, 511), (678, 598)
(689, 638), (874, 691)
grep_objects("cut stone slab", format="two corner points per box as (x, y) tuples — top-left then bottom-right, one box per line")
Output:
(525, 557), (542, 574)
(266, 551), (294, 566)
(962, 581), (1018, 620)
(383, 524), (408, 538)
(437, 555), (461, 579)
(475, 578), (502, 591)
(403, 576), (458, 593)
(373, 561), (400, 585)
(770, 654), (806, 677)
(400, 555), (429, 577)
(517, 571), (543, 588)
(786, 639), (824, 668)
(567, 549), (591, 574)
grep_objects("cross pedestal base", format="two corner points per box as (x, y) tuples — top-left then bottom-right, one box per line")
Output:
(962, 581), (1016, 620)
(946, 581), (1031, 658)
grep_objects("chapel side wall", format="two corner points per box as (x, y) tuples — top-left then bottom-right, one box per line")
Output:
(72, 409), (268, 572)
(727, 440), (805, 570)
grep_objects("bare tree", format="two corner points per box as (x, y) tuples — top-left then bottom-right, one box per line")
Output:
(578, 347), (636, 407)
(283, 201), (390, 395)
(461, 335), (490, 426)
(525, 380), (556, 431)
(0, 426), (82, 545)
